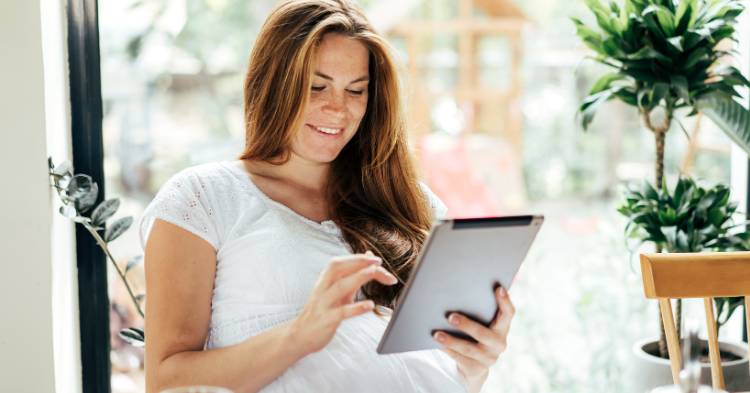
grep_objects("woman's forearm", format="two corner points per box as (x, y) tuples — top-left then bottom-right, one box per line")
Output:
(149, 320), (306, 393)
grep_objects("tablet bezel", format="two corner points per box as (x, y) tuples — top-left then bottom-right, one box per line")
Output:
(376, 215), (543, 354)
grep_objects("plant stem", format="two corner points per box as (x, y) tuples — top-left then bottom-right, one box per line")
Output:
(642, 107), (674, 359)
(654, 130), (665, 189)
(49, 170), (145, 321)
(82, 223), (145, 319)
(641, 108), (670, 190)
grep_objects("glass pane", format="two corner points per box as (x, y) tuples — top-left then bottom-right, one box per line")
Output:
(98, 0), (736, 392)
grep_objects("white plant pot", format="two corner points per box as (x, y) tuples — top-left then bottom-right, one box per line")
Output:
(629, 337), (750, 392)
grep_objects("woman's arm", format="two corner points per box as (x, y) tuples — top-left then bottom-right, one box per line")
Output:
(144, 219), (306, 393)
(144, 219), (398, 393)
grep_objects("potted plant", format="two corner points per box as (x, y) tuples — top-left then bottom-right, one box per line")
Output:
(572, 0), (750, 389)
(619, 177), (750, 390)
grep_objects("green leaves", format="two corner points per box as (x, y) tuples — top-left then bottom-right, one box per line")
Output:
(580, 81), (626, 130)
(696, 92), (750, 155)
(574, 0), (750, 132)
(618, 177), (749, 254)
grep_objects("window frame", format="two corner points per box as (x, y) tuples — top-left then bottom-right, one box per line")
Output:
(67, 0), (111, 391)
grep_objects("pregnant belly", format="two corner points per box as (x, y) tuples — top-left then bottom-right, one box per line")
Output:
(261, 312), (467, 393)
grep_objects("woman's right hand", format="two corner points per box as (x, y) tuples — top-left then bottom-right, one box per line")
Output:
(287, 252), (398, 355)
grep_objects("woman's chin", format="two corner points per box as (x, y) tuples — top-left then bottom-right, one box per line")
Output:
(293, 150), (342, 165)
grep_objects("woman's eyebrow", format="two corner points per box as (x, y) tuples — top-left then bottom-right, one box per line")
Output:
(314, 71), (369, 83)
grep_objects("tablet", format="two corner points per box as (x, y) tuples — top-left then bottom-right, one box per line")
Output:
(376, 215), (543, 354)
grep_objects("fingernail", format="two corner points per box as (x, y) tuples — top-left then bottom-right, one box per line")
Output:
(364, 251), (382, 264)
(434, 332), (445, 342)
(379, 268), (397, 283)
(448, 314), (459, 326)
(499, 287), (507, 297)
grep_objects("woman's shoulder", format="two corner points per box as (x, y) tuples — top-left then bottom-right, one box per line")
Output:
(154, 160), (260, 201)
(418, 181), (448, 220)
(163, 161), (238, 189)
(139, 161), (262, 251)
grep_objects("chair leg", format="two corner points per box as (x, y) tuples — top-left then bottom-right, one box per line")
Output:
(704, 298), (725, 390)
(745, 296), (750, 381)
(659, 298), (682, 385)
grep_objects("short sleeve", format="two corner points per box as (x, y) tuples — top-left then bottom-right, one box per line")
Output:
(419, 182), (449, 220)
(139, 169), (220, 251)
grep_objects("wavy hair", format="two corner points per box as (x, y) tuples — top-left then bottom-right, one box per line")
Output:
(239, 0), (433, 308)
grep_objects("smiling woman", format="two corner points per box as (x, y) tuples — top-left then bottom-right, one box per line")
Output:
(294, 34), (370, 162)
(139, 1), (513, 393)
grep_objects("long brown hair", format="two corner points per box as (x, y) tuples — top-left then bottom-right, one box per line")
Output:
(239, 0), (433, 308)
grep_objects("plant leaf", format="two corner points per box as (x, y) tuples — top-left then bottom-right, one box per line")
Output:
(125, 255), (143, 274)
(580, 87), (623, 130)
(76, 182), (99, 214)
(697, 92), (750, 156)
(104, 216), (133, 242)
(52, 161), (73, 177)
(91, 198), (121, 227)
(650, 82), (670, 109)
(59, 205), (77, 219)
(119, 327), (145, 347)
(66, 174), (99, 214)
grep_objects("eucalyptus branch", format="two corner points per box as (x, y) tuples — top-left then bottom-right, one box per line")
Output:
(82, 222), (145, 319)
(48, 158), (146, 346)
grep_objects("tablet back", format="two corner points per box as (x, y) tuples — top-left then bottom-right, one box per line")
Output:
(377, 215), (543, 354)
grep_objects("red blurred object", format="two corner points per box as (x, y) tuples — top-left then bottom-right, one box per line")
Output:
(417, 134), (514, 218)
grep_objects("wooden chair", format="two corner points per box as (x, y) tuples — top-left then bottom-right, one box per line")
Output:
(640, 251), (750, 390)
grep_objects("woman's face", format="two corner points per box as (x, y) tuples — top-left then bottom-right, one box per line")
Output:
(290, 33), (370, 164)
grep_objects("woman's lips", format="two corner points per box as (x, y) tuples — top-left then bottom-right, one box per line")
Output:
(308, 124), (344, 136)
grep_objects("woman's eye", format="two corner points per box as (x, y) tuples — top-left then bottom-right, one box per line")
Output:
(347, 89), (364, 96)
(311, 85), (325, 92)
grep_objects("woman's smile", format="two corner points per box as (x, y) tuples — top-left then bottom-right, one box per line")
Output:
(307, 123), (345, 136)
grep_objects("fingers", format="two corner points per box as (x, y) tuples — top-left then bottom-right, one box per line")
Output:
(319, 253), (382, 287)
(336, 300), (375, 320)
(433, 332), (496, 368)
(490, 286), (515, 334)
(327, 263), (398, 304)
(440, 347), (484, 373)
(447, 313), (505, 356)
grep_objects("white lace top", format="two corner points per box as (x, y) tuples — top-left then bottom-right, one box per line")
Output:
(139, 161), (466, 393)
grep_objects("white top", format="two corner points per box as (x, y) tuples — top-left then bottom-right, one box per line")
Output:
(139, 161), (466, 393)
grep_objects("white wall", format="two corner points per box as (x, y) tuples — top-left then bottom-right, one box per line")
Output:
(0, 0), (56, 391)
(0, 0), (81, 392)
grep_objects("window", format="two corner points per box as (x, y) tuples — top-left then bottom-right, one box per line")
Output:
(91, 1), (746, 391)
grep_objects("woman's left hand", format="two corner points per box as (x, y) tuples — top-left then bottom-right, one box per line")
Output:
(433, 286), (515, 393)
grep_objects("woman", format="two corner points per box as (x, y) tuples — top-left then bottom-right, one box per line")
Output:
(140, 1), (514, 392)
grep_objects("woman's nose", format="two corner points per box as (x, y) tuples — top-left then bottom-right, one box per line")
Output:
(322, 92), (346, 115)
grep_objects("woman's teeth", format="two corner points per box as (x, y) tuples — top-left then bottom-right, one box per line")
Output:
(315, 126), (342, 135)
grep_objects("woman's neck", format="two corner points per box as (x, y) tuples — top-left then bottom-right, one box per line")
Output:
(244, 153), (330, 195)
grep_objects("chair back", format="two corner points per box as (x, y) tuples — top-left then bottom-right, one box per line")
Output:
(640, 251), (750, 390)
